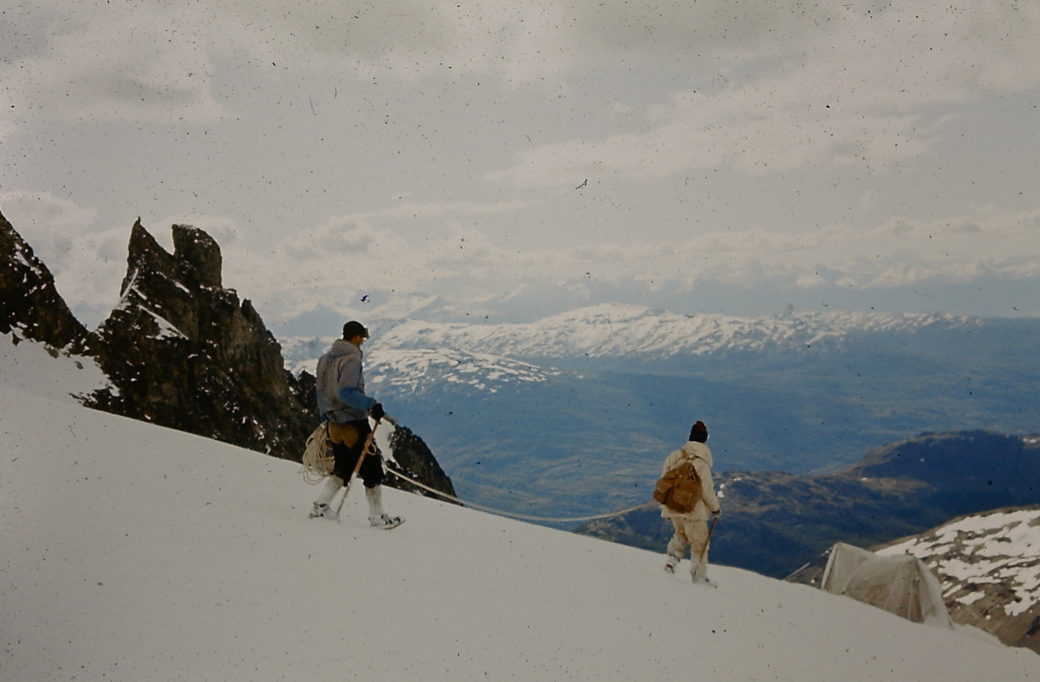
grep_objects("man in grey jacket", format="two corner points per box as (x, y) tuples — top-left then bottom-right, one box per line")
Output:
(309, 321), (401, 528)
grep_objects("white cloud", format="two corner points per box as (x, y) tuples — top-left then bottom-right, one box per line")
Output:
(1, 192), (125, 324)
(860, 190), (879, 210)
(750, 209), (1040, 289)
(7, 1), (1037, 131)
(195, 1), (589, 83)
(2, 5), (223, 133)
(224, 202), (1040, 322)
(1, 192), (98, 264)
(486, 1), (1040, 187)
(3, 1), (1037, 323)
(485, 84), (933, 187)
(354, 199), (538, 221)
(6, 188), (1038, 327)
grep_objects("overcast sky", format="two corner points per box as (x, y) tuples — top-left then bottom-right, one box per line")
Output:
(2, 1), (1038, 331)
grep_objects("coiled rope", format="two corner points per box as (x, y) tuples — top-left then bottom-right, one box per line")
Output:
(385, 464), (651, 523)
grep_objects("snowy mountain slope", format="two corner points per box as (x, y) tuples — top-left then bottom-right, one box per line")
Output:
(3, 362), (1039, 679)
(0, 333), (109, 402)
(366, 348), (564, 394)
(877, 505), (1040, 653)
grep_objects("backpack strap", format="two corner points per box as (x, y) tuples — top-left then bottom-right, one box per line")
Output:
(671, 450), (694, 472)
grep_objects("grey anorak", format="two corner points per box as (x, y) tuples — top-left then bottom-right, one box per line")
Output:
(315, 339), (375, 423)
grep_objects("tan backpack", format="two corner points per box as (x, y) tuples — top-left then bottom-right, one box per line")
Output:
(653, 457), (702, 513)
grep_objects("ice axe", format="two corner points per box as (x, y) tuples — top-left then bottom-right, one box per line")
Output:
(699, 514), (719, 564)
(707, 513), (719, 540)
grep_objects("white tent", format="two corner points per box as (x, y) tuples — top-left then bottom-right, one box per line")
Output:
(820, 542), (953, 628)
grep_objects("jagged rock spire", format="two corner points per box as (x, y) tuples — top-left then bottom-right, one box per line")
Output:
(0, 209), (88, 349)
(172, 224), (222, 289)
(388, 424), (457, 501)
(88, 218), (312, 460)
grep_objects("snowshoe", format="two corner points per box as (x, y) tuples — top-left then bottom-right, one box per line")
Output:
(369, 513), (404, 530)
(692, 575), (718, 588)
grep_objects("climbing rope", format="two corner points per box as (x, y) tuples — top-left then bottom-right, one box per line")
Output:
(384, 464), (652, 523)
(300, 415), (653, 523)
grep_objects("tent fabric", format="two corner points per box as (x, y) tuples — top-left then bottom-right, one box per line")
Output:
(820, 542), (953, 629)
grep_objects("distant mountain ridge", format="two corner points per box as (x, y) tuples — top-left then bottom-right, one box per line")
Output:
(375, 303), (985, 366)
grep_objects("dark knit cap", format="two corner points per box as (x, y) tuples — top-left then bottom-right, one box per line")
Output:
(689, 420), (708, 443)
(342, 320), (369, 340)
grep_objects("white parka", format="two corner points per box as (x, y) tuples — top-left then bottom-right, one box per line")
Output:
(659, 441), (721, 521)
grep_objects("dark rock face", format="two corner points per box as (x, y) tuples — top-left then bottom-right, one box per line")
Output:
(578, 431), (1040, 579)
(293, 370), (318, 416)
(387, 424), (457, 502)
(0, 209), (88, 349)
(85, 219), (314, 460)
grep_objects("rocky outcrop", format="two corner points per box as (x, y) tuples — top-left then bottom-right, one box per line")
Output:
(873, 505), (1040, 654)
(84, 219), (313, 459)
(0, 209), (88, 349)
(388, 424), (457, 501)
(788, 504), (1040, 654)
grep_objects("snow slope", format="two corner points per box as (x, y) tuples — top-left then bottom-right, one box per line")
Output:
(2, 345), (1038, 680)
(0, 333), (109, 401)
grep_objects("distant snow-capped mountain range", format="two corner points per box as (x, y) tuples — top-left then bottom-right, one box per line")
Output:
(366, 348), (564, 395)
(282, 302), (988, 378)
(363, 304), (982, 361)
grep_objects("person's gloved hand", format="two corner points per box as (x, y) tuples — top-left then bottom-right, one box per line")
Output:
(369, 402), (385, 421)
(711, 508), (721, 519)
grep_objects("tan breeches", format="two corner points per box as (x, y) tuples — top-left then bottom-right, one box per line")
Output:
(667, 516), (710, 569)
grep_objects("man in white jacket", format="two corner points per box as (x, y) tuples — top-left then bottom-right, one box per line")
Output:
(660, 420), (721, 583)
